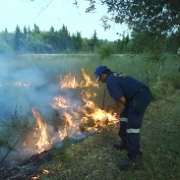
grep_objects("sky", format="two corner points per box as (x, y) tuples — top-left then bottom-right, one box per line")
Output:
(0, 0), (129, 41)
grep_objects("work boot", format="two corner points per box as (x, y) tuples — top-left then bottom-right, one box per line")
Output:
(113, 141), (127, 150)
(119, 155), (143, 171)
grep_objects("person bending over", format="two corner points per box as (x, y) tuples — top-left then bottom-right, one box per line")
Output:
(94, 65), (152, 170)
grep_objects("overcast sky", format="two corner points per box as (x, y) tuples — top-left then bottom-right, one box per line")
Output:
(0, 0), (129, 41)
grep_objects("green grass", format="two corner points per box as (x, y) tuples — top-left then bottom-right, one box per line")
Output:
(39, 91), (180, 180)
(3, 53), (178, 83)
(0, 53), (180, 179)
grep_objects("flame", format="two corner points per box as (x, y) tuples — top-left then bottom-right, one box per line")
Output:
(63, 112), (75, 127)
(52, 96), (69, 109)
(57, 111), (80, 140)
(23, 69), (118, 155)
(0, 81), (31, 88)
(81, 68), (98, 87)
(53, 69), (118, 133)
(31, 176), (39, 180)
(31, 108), (52, 153)
(58, 127), (68, 140)
(60, 72), (79, 89)
(81, 91), (118, 129)
(60, 68), (98, 89)
(15, 81), (31, 88)
(42, 169), (50, 174)
(31, 170), (49, 180)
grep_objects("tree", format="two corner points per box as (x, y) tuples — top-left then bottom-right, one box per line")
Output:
(13, 25), (22, 52)
(165, 28), (180, 53)
(0, 30), (12, 54)
(58, 25), (72, 52)
(29, 0), (180, 36)
(45, 26), (58, 53)
(49, 26), (55, 34)
(115, 34), (130, 54)
(85, 0), (180, 35)
(88, 30), (98, 52)
(32, 24), (40, 34)
(72, 31), (83, 52)
(23, 26), (27, 40)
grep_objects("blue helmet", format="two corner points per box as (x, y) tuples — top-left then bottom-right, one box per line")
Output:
(94, 66), (107, 82)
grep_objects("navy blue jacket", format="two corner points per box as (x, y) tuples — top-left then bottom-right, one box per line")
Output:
(106, 72), (145, 101)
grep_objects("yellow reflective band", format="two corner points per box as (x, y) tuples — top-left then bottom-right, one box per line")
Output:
(113, 73), (126, 78)
(120, 117), (128, 122)
(127, 128), (140, 133)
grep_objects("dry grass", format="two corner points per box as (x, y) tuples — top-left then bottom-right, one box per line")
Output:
(39, 91), (180, 180)
(0, 54), (180, 179)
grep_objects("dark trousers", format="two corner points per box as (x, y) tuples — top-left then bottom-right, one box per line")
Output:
(119, 87), (152, 159)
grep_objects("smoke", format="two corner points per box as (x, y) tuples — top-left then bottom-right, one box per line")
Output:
(0, 55), (86, 165)
(0, 61), (58, 121)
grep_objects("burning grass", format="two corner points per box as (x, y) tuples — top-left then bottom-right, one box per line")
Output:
(37, 91), (180, 180)
(0, 53), (179, 179)
(1, 93), (179, 179)
(0, 67), (118, 165)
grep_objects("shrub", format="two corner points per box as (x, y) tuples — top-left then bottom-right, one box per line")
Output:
(151, 72), (180, 99)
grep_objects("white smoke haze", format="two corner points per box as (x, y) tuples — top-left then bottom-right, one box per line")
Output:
(0, 63), (56, 120)
(0, 56), (83, 120)
(0, 55), (87, 164)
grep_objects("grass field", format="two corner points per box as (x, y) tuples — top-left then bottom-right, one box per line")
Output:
(0, 53), (180, 179)
(39, 90), (180, 180)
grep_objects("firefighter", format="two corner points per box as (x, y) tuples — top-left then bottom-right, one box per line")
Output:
(94, 65), (152, 170)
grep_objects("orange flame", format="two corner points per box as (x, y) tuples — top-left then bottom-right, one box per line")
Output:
(54, 69), (118, 133)
(81, 91), (118, 129)
(42, 169), (50, 174)
(60, 68), (98, 89)
(31, 175), (39, 180)
(60, 72), (79, 89)
(81, 68), (98, 87)
(52, 96), (69, 109)
(32, 108), (52, 153)
(57, 111), (81, 140)
(24, 69), (118, 154)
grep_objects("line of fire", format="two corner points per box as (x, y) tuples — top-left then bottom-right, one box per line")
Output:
(1, 68), (119, 161)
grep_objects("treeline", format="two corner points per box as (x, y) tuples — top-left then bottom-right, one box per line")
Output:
(0, 24), (101, 54)
(0, 24), (180, 54)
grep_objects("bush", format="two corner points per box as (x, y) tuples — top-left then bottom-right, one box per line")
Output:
(163, 72), (180, 89)
(151, 72), (180, 99)
(97, 45), (113, 60)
